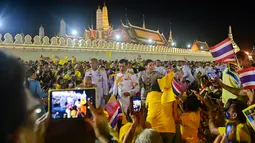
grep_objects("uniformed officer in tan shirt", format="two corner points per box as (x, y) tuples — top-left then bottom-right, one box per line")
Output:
(138, 59), (162, 105)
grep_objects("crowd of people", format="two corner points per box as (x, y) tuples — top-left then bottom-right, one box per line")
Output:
(2, 50), (255, 143)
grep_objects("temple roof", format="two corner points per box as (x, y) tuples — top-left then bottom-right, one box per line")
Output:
(120, 21), (168, 46)
(191, 41), (209, 51)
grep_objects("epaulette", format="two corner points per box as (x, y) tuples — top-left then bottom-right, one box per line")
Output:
(128, 71), (134, 75)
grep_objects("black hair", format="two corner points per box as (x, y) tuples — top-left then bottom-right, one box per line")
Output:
(184, 95), (200, 112)
(119, 59), (128, 66)
(145, 59), (154, 66)
(0, 51), (27, 142)
(226, 99), (247, 123)
(236, 51), (248, 61)
(25, 67), (36, 88)
(26, 67), (36, 78)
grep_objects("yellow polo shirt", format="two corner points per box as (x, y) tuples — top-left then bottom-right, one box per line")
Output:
(217, 123), (251, 143)
(146, 91), (176, 133)
(119, 122), (143, 143)
(222, 68), (239, 104)
(180, 111), (200, 143)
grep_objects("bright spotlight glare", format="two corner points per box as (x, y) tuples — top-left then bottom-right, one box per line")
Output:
(148, 39), (152, 43)
(115, 34), (120, 40)
(200, 46), (203, 49)
(187, 44), (191, 48)
(172, 42), (175, 46)
(72, 30), (78, 35)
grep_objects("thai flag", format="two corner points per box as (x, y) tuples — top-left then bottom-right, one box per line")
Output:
(172, 78), (184, 96)
(238, 67), (255, 89)
(210, 38), (235, 63)
(223, 56), (236, 63)
(199, 86), (208, 96)
(105, 97), (123, 129)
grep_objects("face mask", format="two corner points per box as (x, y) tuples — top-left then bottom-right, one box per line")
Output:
(67, 71), (72, 75)
(226, 111), (231, 119)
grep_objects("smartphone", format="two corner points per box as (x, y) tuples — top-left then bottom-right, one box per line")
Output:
(49, 88), (96, 119)
(243, 106), (255, 131)
(208, 73), (218, 81)
(226, 123), (236, 142)
(130, 96), (142, 114)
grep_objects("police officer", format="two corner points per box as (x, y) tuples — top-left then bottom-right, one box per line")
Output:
(85, 58), (108, 107)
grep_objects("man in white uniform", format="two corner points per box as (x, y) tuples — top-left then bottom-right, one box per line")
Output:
(113, 59), (139, 114)
(155, 60), (167, 75)
(85, 58), (108, 107)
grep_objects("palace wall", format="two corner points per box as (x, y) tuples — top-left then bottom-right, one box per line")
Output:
(0, 33), (213, 61)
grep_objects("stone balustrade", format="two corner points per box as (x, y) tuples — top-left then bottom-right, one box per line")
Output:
(0, 33), (211, 56)
(0, 33), (213, 61)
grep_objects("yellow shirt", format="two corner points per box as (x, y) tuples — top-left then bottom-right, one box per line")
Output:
(180, 111), (200, 143)
(146, 91), (176, 133)
(222, 68), (239, 104)
(75, 70), (81, 80)
(119, 122), (143, 143)
(218, 123), (251, 143)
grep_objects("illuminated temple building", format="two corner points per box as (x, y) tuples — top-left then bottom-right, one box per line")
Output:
(84, 2), (170, 46)
(54, 2), (239, 52)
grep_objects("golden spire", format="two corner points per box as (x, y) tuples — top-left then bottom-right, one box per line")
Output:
(142, 15), (146, 29)
(102, 1), (110, 30)
(228, 25), (233, 39)
(228, 25), (240, 53)
(168, 22), (173, 43)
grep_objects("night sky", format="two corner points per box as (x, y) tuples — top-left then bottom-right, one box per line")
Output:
(0, 0), (254, 51)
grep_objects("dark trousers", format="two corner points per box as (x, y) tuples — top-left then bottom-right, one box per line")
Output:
(159, 133), (176, 143)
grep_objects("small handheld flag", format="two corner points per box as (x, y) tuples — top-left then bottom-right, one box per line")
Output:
(172, 78), (184, 96)
(238, 67), (255, 89)
(210, 38), (235, 63)
(105, 96), (123, 130)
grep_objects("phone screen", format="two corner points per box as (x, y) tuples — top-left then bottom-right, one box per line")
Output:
(226, 124), (233, 136)
(208, 73), (218, 81)
(244, 108), (255, 131)
(49, 88), (96, 119)
(132, 96), (141, 114)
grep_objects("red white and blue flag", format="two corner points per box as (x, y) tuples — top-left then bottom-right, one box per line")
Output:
(105, 97), (123, 129)
(223, 56), (236, 63)
(199, 86), (208, 96)
(238, 67), (255, 89)
(210, 38), (235, 63)
(172, 78), (184, 96)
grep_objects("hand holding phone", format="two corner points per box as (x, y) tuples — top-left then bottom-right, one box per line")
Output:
(226, 123), (236, 142)
(130, 96), (142, 115)
(49, 88), (96, 119)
